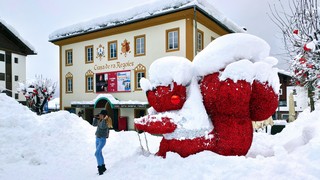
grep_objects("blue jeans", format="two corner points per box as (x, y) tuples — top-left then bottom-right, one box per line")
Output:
(95, 137), (106, 166)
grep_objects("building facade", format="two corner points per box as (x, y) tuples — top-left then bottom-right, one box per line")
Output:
(0, 20), (36, 103)
(49, 1), (244, 130)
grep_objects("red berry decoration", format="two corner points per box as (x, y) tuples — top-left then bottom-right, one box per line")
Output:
(299, 57), (306, 64)
(170, 95), (181, 105)
(306, 63), (314, 69)
(304, 44), (311, 51)
(293, 29), (299, 34)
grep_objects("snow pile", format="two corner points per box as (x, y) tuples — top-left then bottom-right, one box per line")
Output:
(193, 33), (273, 76)
(1, 93), (320, 179)
(48, 97), (60, 109)
(141, 56), (194, 90)
(49, 0), (244, 41)
(194, 33), (280, 93)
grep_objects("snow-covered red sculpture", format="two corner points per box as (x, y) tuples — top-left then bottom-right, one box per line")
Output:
(135, 33), (279, 158)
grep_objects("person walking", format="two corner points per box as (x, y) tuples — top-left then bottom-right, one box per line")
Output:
(92, 110), (111, 175)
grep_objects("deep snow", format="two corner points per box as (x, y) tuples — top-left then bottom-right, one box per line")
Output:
(1, 93), (320, 179)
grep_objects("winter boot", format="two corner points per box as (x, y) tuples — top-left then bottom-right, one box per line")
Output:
(97, 166), (104, 175)
(101, 164), (107, 173)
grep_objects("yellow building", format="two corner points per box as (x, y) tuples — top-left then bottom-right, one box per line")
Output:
(49, 0), (244, 130)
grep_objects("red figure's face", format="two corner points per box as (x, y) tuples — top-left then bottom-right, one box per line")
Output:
(147, 82), (187, 112)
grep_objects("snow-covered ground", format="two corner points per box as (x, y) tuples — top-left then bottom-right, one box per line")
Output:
(0, 93), (320, 180)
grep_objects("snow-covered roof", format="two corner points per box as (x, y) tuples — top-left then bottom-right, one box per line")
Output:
(49, 0), (245, 41)
(278, 69), (293, 77)
(0, 19), (36, 54)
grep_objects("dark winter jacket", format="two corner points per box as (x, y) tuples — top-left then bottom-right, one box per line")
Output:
(92, 118), (110, 138)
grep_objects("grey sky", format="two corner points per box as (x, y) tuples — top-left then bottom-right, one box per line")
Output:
(0, 0), (289, 83)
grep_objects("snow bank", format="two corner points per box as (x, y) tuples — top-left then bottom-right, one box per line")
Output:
(1, 93), (320, 179)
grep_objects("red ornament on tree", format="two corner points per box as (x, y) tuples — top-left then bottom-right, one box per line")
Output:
(293, 29), (299, 34)
(299, 57), (306, 64)
(306, 63), (314, 69)
(170, 95), (181, 105)
(304, 44), (312, 51)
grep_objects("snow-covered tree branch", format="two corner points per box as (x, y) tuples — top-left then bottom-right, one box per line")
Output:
(269, 0), (320, 111)
(18, 75), (57, 115)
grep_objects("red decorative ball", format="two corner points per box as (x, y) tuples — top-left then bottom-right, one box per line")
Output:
(306, 63), (314, 69)
(170, 95), (181, 105)
(293, 29), (299, 34)
(299, 57), (306, 64)
(304, 44), (311, 52)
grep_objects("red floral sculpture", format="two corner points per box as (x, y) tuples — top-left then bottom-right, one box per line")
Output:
(135, 33), (279, 158)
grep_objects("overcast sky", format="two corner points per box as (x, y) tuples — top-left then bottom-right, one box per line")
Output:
(1, 0), (289, 83)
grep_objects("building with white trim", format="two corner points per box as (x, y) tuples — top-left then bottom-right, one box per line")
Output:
(49, 0), (244, 130)
(0, 19), (36, 103)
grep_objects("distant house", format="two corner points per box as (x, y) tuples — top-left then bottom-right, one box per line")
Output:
(276, 70), (308, 120)
(0, 19), (36, 103)
(49, 0), (245, 130)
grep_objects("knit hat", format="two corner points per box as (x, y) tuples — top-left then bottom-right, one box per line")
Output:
(99, 110), (108, 116)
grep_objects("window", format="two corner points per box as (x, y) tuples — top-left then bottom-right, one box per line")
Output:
(0, 73), (5, 81)
(14, 57), (18, 64)
(85, 45), (94, 63)
(15, 93), (19, 99)
(65, 49), (73, 66)
(0, 54), (4, 62)
(197, 29), (204, 52)
(85, 70), (94, 92)
(65, 72), (73, 93)
(166, 28), (180, 52)
(134, 64), (146, 90)
(87, 76), (93, 92)
(134, 35), (146, 56)
(108, 41), (117, 60)
(15, 75), (18, 81)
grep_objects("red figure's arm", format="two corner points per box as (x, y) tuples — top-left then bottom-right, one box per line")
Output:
(250, 80), (278, 121)
(135, 116), (177, 134)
